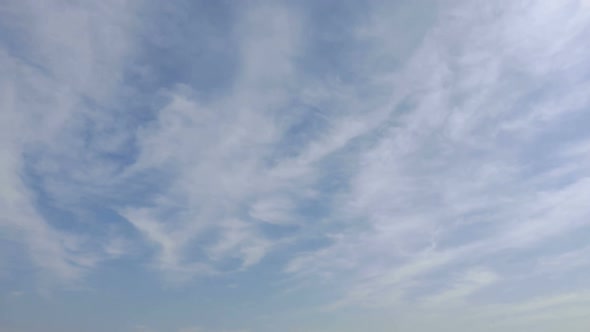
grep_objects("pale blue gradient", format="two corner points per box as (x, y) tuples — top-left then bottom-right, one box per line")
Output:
(2, 1), (590, 331)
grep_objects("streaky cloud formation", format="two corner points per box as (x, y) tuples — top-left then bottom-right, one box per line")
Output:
(1, 0), (590, 331)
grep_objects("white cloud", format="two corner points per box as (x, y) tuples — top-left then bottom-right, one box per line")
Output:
(423, 268), (499, 306)
(282, 0), (590, 313)
(536, 245), (590, 274)
(119, 2), (308, 278)
(0, 0), (141, 282)
(249, 196), (296, 225)
(2, 4), (590, 332)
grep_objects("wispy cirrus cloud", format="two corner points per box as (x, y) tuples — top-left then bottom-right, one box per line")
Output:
(282, 0), (590, 316)
(0, 0), (142, 283)
(1, 0), (590, 331)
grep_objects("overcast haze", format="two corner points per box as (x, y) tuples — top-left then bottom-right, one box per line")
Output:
(2, 1), (590, 331)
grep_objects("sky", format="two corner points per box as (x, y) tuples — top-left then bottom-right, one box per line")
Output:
(1, 0), (590, 331)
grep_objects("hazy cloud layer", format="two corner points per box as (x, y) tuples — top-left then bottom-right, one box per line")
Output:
(1, 1), (590, 331)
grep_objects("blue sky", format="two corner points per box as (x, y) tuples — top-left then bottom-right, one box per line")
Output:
(2, 0), (590, 331)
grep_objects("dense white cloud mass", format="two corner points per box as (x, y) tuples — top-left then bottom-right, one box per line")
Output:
(1, 0), (590, 331)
